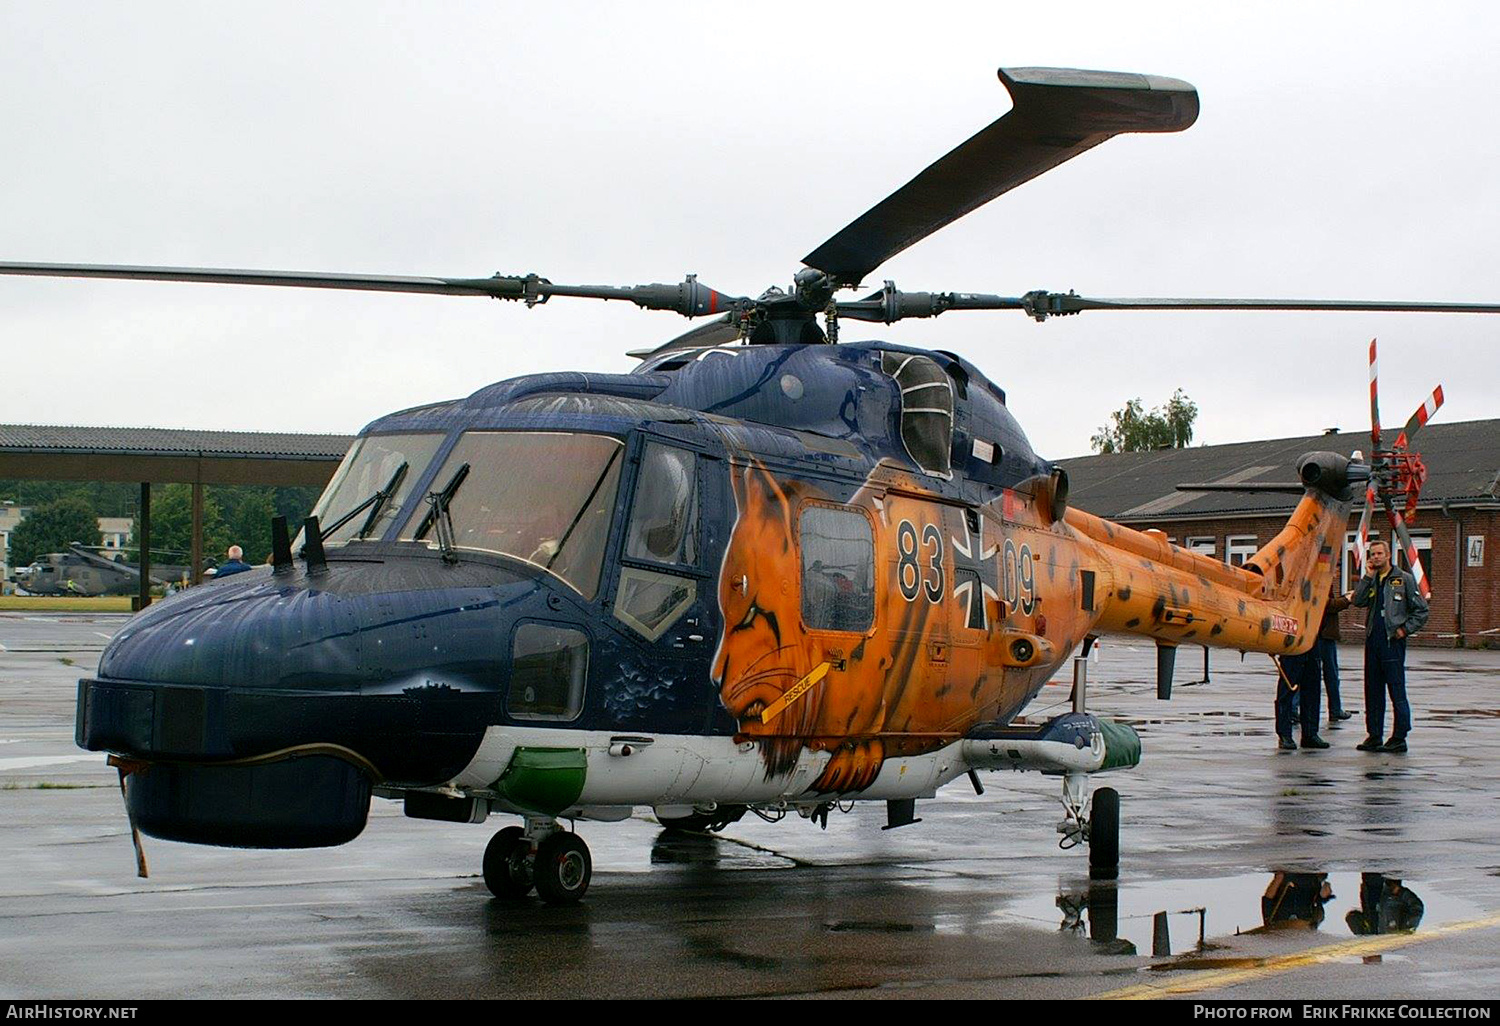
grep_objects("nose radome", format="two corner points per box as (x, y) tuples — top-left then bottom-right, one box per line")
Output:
(84, 561), (536, 783)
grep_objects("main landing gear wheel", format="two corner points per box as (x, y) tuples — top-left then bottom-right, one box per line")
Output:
(482, 826), (534, 898)
(1089, 787), (1120, 880)
(534, 832), (592, 905)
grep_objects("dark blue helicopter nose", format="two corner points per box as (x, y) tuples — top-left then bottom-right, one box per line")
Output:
(77, 558), (545, 847)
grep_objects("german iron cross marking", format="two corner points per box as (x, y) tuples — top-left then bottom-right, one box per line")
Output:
(952, 513), (1000, 630)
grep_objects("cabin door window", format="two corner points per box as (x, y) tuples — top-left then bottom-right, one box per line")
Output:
(508, 623), (589, 721)
(799, 505), (875, 633)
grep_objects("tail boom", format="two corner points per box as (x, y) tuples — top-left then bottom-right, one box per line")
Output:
(1068, 452), (1359, 655)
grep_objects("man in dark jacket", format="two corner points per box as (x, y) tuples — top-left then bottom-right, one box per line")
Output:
(1319, 584), (1353, 725)
(1275, 647), (1328, 750)
(1347, 540), (1429, 753)
(214, 545), (253, 580)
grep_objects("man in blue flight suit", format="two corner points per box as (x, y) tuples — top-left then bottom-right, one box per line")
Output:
(1347, 539), (1429, 753)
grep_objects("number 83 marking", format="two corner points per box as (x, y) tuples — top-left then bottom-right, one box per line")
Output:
(897, 520), (944, 602)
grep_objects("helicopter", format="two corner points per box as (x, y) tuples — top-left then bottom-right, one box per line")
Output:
(14, 544), (186, 597)
(9, 65), (1499, 905)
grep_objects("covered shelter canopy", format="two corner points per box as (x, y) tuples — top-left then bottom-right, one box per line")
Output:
(0, 424), (352, 487)
(0, 424), (351, 601)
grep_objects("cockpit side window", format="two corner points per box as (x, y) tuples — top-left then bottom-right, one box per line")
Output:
(614, 441), (700, 641)
(625, 443), (699, 567)
(881, 352), (954, 477)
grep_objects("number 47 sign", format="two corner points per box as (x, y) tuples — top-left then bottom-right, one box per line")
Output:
(1468, 536), (1485, 568)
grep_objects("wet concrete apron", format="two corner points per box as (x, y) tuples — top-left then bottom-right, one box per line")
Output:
(2, 613), (1498, 999)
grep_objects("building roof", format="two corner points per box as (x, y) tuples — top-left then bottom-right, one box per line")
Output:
(0, 425), (353, 487)
(1059, 418), (1500, 521)
(0, 425), (351, 460)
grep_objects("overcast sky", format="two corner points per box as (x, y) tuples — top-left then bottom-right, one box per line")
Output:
(2, 1), (1498, 460)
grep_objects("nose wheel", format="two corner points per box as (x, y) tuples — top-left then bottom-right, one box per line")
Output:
(482, 820), (592, 904)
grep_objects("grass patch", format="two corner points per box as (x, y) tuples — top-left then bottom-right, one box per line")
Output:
(59, 657), (75, 666)
(0, 596), (134, 613)
(2, 781), (109, 790)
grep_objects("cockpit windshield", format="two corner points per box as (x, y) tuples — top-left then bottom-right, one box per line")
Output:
(307, 433), (445, 547)
(399, 431), (624, 599)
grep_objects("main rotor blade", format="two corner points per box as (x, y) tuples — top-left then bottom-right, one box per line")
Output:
(836, 286), (1500, 324)
(0, 262), (507, 296)
(1174, 482), (1306, 494)
(1369, 338), (1383, 453)
(1023, 294), (1500, 319)
(626, 313), (741, 359)
(0, 263), (744, 317)
(802, 67), (1199, 287)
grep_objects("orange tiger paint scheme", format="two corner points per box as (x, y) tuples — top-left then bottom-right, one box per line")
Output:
(711, 458), (1354, 795)
(711, 460), (1089, 794)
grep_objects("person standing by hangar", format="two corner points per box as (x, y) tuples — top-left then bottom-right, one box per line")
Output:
(1349, 539), (1429, 753)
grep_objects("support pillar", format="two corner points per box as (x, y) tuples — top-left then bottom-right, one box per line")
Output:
(137, 482), (151, 611)
(191, 481), (204, 586)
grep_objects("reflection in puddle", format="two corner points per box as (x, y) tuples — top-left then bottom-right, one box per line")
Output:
(1346, 873), (1424, 935)
(1004, 870), (1465, 957)
(649, 830), (798, 871)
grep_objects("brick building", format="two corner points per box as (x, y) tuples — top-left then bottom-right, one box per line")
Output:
(1060, 419), (1500, 647)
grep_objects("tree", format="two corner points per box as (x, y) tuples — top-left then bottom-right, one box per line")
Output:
(215, 487), (276, 565)
(7, 496), (101, 566)
(131, 485), (230, 569)
(1091, 389), (1199, 453)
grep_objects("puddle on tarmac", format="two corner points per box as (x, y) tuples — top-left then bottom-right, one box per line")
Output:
(1429, 708), (1500, 720)
(995, 871), (1481, 958)
(646, 830), (800, 871)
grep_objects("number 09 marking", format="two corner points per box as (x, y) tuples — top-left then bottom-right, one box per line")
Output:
(1003, 538), (1036, 616)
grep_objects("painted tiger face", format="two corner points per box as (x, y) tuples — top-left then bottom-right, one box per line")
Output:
(711, 462), (900, 791)
(711, 463), (817, 778)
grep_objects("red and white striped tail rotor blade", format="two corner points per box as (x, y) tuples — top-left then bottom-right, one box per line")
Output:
(1368, 338), (1383, 450)
(1354, 485), (1375, 574)
(1388, 507), (1431, 600)
(1394, 384), (1444, 450)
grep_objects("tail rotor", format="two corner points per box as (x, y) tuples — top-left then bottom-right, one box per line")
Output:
(1353, 339), (1442, 599)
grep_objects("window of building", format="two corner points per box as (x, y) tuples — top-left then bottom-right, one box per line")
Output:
(1342, 531), (1361, 591)
(1401, 531), (1433, 583)
(1186, 536), (1216, 557)
(1342, 530), (1433, 587)
(1226, 535), (1258, 567)
(508, 623), (588, 721)
(800, 505), (875, 632)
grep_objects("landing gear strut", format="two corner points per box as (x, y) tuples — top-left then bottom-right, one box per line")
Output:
(482, 818), (592, 904)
